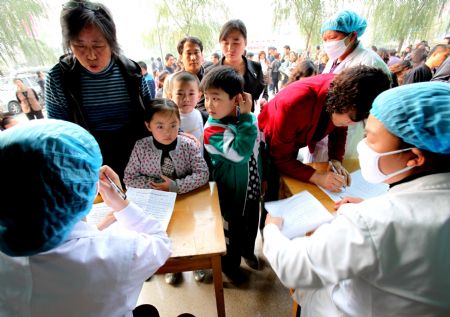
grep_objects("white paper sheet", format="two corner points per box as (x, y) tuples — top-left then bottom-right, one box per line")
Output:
(265, 191), (334, 239)
(319, 169), (389, 202)
(87, 188), (177, 231)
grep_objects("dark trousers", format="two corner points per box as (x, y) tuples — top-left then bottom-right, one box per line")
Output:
(25, 110), (44, 120)
(222, 199), (260, 271)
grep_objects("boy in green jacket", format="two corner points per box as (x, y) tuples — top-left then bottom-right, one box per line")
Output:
(201, 66), (263, 283)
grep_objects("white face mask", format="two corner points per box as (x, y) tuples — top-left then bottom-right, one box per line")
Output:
(357, 139), (414, 184)
(323, 35), (351, 61)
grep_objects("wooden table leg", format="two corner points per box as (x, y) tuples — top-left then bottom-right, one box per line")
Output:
(211, 255), (225, 317)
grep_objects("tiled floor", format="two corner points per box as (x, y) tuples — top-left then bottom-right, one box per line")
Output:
(137, 232), (292, 317)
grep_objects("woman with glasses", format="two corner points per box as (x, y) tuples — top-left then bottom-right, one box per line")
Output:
(46, 0), (151, 182)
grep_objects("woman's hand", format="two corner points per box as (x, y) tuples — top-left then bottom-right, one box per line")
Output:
(309, 170), (346, 192)
(150, 175), (172, 191)
(98, 165), (129, 212)
(265, 213), (283, 230)
(335, 196), (363, 210)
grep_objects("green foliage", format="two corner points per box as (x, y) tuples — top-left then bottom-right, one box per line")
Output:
(142, 0), (229, 57)
(364, 0), (447, 50)
(0, 0), (56, 67)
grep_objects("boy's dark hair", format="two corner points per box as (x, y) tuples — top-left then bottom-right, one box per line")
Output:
(211, 52), (220, 59)
(326, 65), (391, 122)
(1, 116), (14, 129)
(165, 53), (174, 61)
(219, 19), (247, 42)
(60, 1), (120, 56)
(177, 36), (203, 55)
(200, 66), (244, 99)
(137, 61), (147, 70)
(171, 71), (200, 87)
(144, 98), (180, 123)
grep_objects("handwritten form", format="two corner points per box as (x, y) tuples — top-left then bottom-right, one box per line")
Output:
(265, 191), (334, 239)
(319, 169), (389, 202)
(87, 188), (177, 231)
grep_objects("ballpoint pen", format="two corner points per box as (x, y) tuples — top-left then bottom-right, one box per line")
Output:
(104, 174), (127, 200)
(329, 161), (347, 190)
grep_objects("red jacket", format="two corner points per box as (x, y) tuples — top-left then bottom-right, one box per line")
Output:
(258, 74), (347, 181)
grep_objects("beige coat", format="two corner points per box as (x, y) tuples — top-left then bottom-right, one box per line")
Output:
(16, 88), (42, 113)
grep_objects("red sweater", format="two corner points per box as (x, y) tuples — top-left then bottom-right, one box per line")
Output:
(258, 74), (347, 181)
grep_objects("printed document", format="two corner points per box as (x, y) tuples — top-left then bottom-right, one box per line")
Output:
(87, 188), (177, 230)
(319, 169), (389, 202)
(265, 191), (334, 239)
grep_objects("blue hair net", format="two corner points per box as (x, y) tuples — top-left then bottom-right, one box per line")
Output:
(0, 119), (102, 256)
(321, 10), (367, 37)
(371, 82), (450, 154)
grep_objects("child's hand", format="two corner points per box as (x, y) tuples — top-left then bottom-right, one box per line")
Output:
(237, 92), (253, 114)
(334, 196), (363, 210)
(150, 175), (172, 191)
(265, 213), (283, 230)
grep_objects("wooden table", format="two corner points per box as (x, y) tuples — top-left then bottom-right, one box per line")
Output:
(156, 182), (227, 317)
(279, 160), (360, 211)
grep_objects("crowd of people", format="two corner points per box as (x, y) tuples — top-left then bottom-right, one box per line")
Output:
(1, 1), (449, 317)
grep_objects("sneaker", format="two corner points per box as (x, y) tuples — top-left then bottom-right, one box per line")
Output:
(193, 270), (206, 282)
(165, 272), (181, 285)
(243, 255), (260, 270)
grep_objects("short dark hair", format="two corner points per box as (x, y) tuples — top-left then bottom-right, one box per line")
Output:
(429, 44), (449, 55)
(137, 61), (147, 70)
(219, 19), (247, 42)
(171, 71), (200, 87)
(212, 52), (220, 59)
(165, 53), (174, 61)
(177, 36), (203, 55)
(60, 1), (120, 56)
(200, 66), (244, 99)
(287, 60), (317, 85)
(283, 45), (290, 50)
(1, 116), (15, 129)
(326, 65), (391, 122)
(144, 98), (180, 123)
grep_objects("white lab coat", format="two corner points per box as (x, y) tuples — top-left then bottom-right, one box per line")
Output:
(264, 172), (450, 317)
(0, 202), (172, 317)
(300, 43), (391, 163)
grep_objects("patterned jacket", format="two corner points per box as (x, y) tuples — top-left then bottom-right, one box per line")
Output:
(204, 113), (262, 218)
(124, 135), (209, 194)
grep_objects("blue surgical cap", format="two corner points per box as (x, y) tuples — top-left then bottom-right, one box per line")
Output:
(0, 119), (102, 256)
(321, 10), (367, 37)
(371, 82), (450, 154)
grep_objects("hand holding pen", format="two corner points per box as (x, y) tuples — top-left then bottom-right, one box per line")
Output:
(329, 160), (352, 188)
(98, 165), (129, 211)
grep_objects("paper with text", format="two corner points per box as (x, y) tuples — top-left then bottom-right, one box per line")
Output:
(265, 191), (334, 239)
(87, 188), (176, 230)
(319, 169), (389, 202)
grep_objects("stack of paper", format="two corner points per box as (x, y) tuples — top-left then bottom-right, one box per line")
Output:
(265, 191), (334, 239)
(87, 187), (177, 231)
(319, 169), (389, 203)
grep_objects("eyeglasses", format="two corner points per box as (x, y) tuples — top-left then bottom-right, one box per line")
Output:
(62, 1), (100, 11)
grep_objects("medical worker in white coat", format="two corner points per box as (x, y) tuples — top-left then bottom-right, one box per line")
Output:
(301, 10), (391, 163)
(264, 82), (450, 317)
(0, 120), (171, 317)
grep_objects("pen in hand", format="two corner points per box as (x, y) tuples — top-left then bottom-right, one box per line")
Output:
(104, 173), (127, 200)
(329, 161), (346, 190)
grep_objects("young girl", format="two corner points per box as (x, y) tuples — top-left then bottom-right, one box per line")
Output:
(124, 98), (209, 284)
